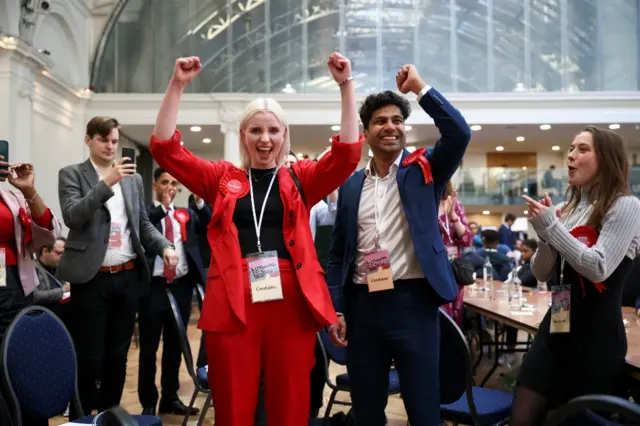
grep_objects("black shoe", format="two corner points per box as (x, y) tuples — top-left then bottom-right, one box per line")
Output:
(158, 399), (199, 415)
(141, 406), (156, 416)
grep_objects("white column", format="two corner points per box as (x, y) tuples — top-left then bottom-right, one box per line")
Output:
(220, 108), (241, 166)
(0, 39), (36, 164)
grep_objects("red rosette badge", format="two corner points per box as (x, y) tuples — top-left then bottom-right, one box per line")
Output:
(18, 207), (32, 246)
(219, 169), (249, 198)
(569, 225), (607, 295)
(174, 209), (190, 242)
(401, 148), (433, 184)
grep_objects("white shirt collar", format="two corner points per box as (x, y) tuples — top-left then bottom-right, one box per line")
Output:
(153, 200), (175, 212)
(365, 152), (403, 177)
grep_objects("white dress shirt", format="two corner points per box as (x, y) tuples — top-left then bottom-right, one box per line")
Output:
(352, 154), (424, 284)
(91, 161), (136, 267)
(152, 201), (189, 279)
(309, 200), (337, 241)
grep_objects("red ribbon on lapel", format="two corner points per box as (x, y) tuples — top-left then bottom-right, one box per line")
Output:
(569, 225), (607, 296)
(18, 207), (32, 246)
(174, 209), (190, 242)
(219, 169), (250, 198)
(401, 148), (433, 184)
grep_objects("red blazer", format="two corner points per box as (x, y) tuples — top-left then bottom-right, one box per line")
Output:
(150, 130), (363, 332)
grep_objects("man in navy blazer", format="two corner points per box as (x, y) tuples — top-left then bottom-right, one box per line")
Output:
(326, 65), (471, 425)
(138, 167), (212, 416)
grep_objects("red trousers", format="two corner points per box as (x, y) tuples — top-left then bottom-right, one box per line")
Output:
(205, 259), (318, 426)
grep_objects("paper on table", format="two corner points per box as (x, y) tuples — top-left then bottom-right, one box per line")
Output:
(511, 311), (534, 316)
(58, 423), (89, 426)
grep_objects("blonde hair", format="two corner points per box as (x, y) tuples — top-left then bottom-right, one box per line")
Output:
(238, 98), (291, 170)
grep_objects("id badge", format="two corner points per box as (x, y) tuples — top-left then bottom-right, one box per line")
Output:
(0, 248), (5, 287)
(364, 250), (394, 292)
(247, 251), (283, 303)
(109, 222), (122, 248)
(446, 246), (458, 260)
(550, 284), (571, 333)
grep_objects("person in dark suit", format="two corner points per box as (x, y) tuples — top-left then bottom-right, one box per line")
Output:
(137, 168), (212, 415)
(57, 116), (177, 419)
(499, 213), (517, 249)
(477, 229), (514, 281)
(327, 65), (471, 426)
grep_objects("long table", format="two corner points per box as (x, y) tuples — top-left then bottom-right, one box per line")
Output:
(463, 282), (640, 375)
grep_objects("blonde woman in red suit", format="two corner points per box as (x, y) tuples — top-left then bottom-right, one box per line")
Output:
(149, 53), (362, 426)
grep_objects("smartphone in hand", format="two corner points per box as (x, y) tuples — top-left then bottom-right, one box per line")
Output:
(121, 147), (136, 165)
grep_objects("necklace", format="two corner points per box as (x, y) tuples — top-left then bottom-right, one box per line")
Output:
(249, 169), (276, 183)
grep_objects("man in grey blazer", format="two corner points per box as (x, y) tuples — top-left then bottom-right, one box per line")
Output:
(58, 116), (177, 419)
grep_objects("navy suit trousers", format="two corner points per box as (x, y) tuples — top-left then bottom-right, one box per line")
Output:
(346, 279), (442, 426)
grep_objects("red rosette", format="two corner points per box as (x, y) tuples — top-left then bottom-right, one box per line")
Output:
(401, 147), (433, 184)
(569, 225), (607, 295)
(18, 207), (32, 246)
(174, 208), (190, 242)
(219, 169), (249, 198)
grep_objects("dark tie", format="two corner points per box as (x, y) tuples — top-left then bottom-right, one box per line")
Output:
(163, 209), (176, 283)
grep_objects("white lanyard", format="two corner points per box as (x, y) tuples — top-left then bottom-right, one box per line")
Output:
(439, 212), (451, 242)
(249, 168), (279, 253)
(559, 203), (593, 284)
(373, 172), (390, 249)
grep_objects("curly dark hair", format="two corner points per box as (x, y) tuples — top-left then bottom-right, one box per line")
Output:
(358, 91), (411, 130)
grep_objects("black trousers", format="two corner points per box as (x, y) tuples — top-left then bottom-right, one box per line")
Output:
(309, 340), (327, 417)
(138, 276), (193, 408)
(69, 268), (139, 419)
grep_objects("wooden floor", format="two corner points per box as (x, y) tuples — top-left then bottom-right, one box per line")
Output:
(50, 312), (510, 425)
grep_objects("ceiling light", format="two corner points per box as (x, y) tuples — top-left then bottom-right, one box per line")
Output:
(405, 125), (412, 131)
(470, 125), (482, 131)
(202, 138), (211, 143)
(524, 210), (529, 214)
(522, 166), (527, 170)
(331, 125), (340, 131)
(552, 145), (560, 151)
(190, 126), (201, 132)
(180, 141), (184, 146)
(516, 136), (525, 142)
(540, 124), (551, 130)
(496, 146), (504, 151)
(328, 138), (332, 142)
(609, 123), (620, 130)
(406, 146), (416, 153)
(482, 210), (490, 215)
(296, 152), (304, 159)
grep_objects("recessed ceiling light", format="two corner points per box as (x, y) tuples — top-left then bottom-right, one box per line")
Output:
(496, 146), (504, 151)
(331, 125), (340, 131)
(405, 125), (413, 131)
(482, 210), (490, 215)
(470, 125), (482, 131)
(190, 126), (201, 132)
(296, 152), (303, 159)
(540, 124), (551, 130)
(180, 141), (184, 146)
(328, 138), (332, 142)
(609, 123), (620, 130)
(524, 210), (529, 215)
(202, 138), (211, 143)
(552, 145), (560, 151)
(522, 166), (527, 170)
(516, 136), (525, 142)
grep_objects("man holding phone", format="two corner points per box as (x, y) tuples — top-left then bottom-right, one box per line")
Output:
(57, 116), (178, 418)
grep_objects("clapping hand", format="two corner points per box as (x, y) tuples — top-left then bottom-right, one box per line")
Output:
(523, 193), (554, 220)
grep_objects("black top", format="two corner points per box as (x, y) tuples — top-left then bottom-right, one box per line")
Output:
(233, 168), (291, 259)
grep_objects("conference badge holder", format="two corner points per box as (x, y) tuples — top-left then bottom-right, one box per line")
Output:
(247, 250), (283, 303)
(550, 283), (571, 333)
(365, 250), (394, 292)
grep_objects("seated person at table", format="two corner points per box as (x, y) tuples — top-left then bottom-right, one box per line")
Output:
(517, 239), (538, 288)
(471, 229), (513, 281)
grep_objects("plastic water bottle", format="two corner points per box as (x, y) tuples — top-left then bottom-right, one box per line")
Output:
(483, 257), (493, 291)
(509, 266), (523, 309)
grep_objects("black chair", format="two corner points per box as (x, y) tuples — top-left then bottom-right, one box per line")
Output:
(438, 309), (513, 426)
(166, 288), (211, 426)
(0, 306), (161, 425)
(545, 395), (640, 426)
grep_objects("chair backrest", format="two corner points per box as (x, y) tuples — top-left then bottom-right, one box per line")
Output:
(166, 288), (201, 389)
(99, 406), (138, 426)
(1, 306), (83, 424)
(545, 395), (640, 426)
(195, 283), (205, 312)
(438, 308), (478, 415)
(317, 329), (347, 366)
